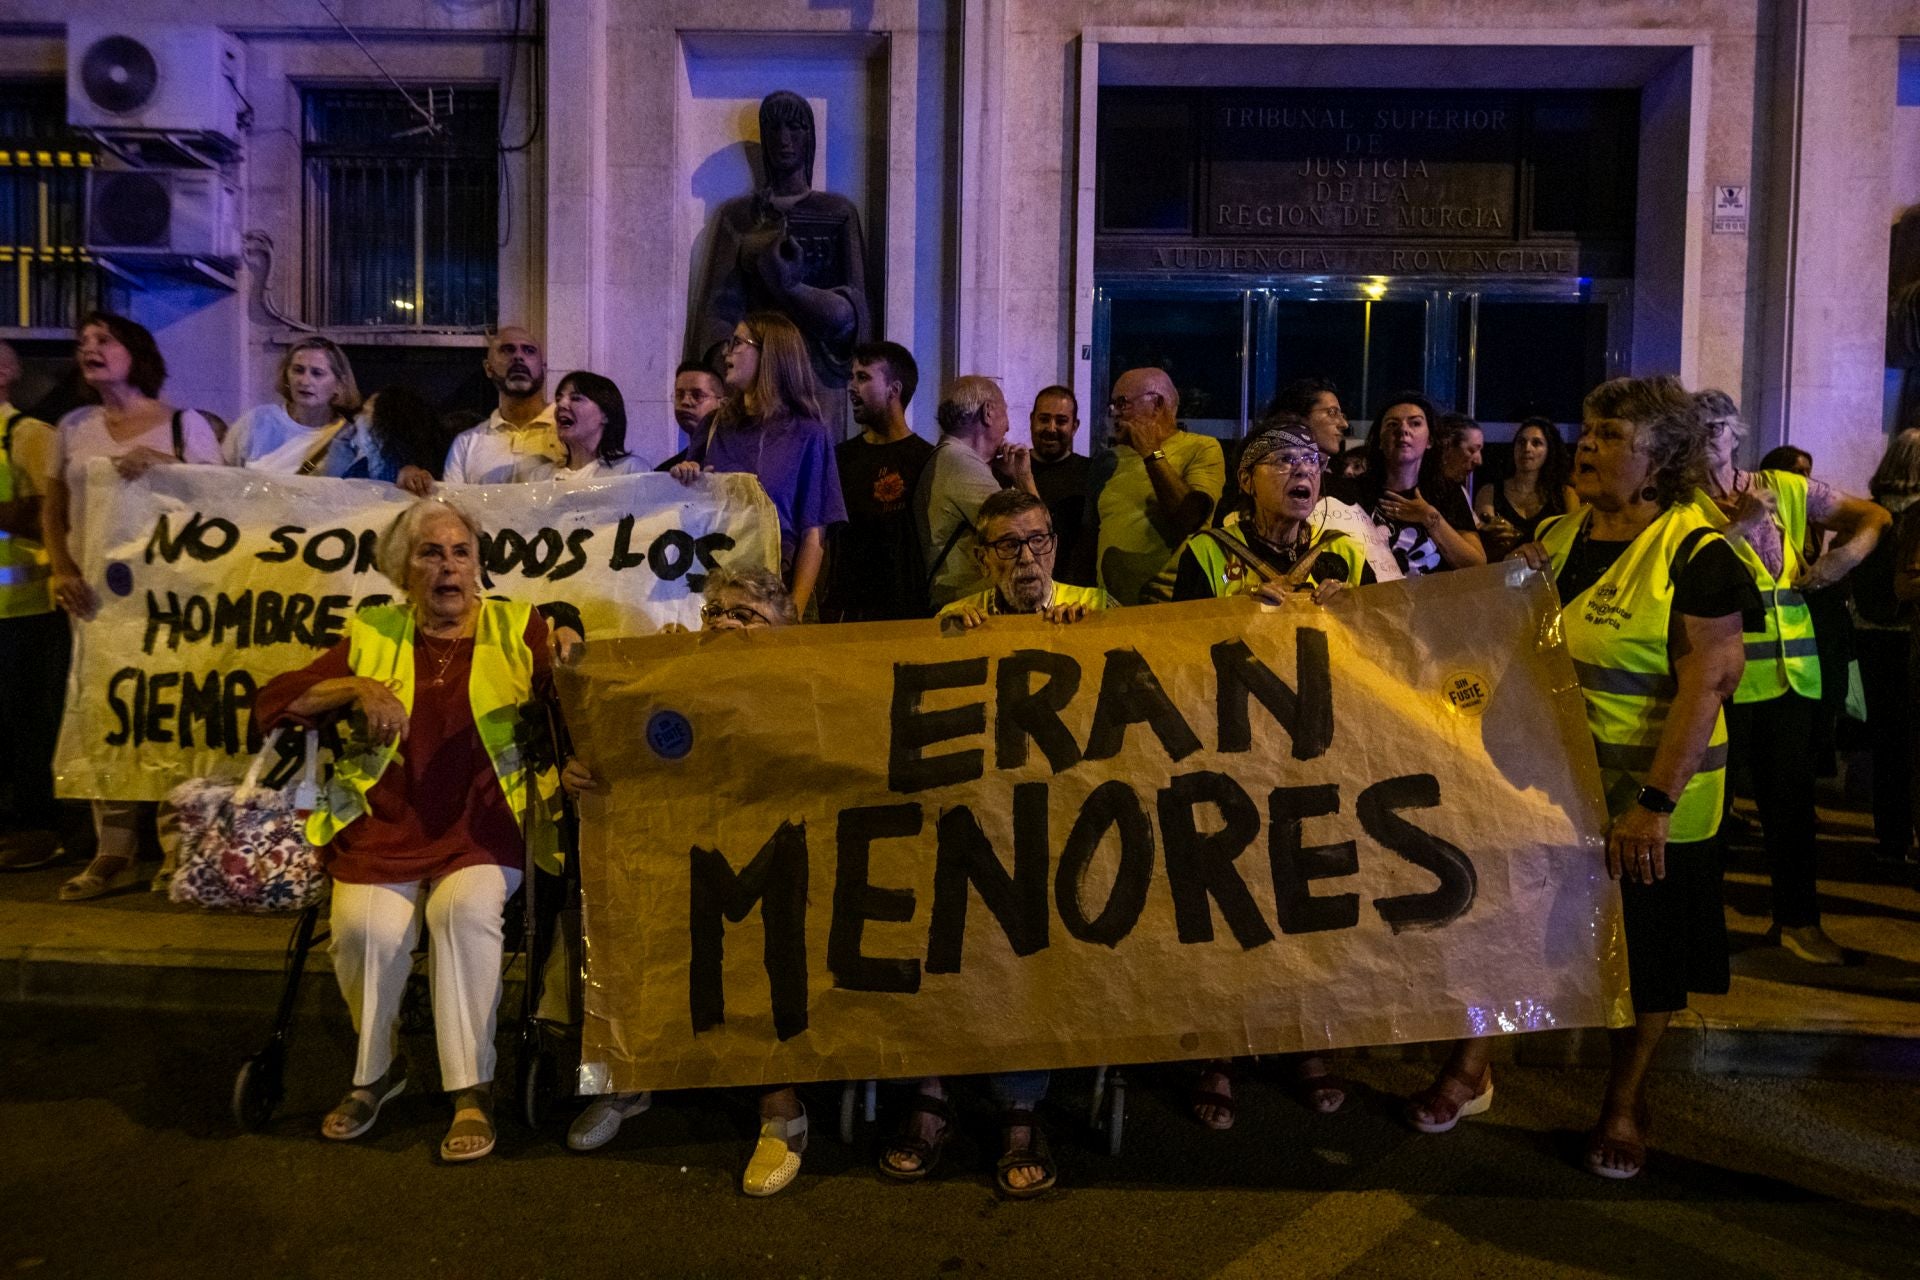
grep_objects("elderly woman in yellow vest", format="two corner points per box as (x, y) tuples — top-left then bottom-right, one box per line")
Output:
(254, 497), (565, 1164)
(1402, 376), (1753, 1181)
(1690, 390), (1889, 966)
(1162, 418), (1370, 1130)
(1166, 419), (1371, 607)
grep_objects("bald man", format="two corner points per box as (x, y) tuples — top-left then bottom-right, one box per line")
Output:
(1088, 367), (1225, 604)
(441, 325), (564, 484)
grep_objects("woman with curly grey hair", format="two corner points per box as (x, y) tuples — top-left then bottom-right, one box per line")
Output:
(1402, 375), (1755, 1181)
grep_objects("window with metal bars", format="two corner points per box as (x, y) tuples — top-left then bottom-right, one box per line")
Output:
(0, 80), (125, 331)
(302, 86), (499, 329)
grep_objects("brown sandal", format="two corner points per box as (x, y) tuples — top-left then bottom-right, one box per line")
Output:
(878, 1093), (954, 1182)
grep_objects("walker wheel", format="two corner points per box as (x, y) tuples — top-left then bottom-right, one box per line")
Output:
(520, 1050), (555, 1130)
(1105, 1074), (1126, 1157)
(232, 1045), (285, 1131)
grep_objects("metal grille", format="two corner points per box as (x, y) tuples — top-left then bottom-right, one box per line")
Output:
(302, 87), (499, 329)
(0, 80), (124, 330)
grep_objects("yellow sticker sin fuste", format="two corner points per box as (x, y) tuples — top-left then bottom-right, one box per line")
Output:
(1441, 670), (1491, 716)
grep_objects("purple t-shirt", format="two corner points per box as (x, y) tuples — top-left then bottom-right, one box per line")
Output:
(695, 415), (848, 570)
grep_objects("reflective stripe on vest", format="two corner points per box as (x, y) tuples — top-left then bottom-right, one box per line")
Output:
(1180, 511), (1368, 598)
(0, 406), (53, 619)
(1688, 473), (1821, 704)
(1539, 506), (1729, 843)
(306, 599), (561, 871)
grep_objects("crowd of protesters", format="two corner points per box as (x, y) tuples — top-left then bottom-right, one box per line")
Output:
(0, 309), (1914, 1193)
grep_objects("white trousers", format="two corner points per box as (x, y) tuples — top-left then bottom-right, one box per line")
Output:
(329, 863), (522, 1092)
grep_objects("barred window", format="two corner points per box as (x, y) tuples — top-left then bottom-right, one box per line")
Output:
(302, 86), (499, 328)
(0, 80), (126, 331)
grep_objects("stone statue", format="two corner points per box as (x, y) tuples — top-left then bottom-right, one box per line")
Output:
(692, 90), (873, 433)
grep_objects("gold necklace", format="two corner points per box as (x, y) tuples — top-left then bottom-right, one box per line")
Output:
(418, 631), (464, 687)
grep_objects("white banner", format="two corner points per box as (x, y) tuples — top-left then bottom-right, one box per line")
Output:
(55, 463), (780, 801)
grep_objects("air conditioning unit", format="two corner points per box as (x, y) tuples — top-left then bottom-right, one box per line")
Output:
(86, 168), (241, 263)
(67, 21), (244, 146)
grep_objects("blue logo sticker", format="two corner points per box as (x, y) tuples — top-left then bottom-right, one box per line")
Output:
(105, 562), (134, 597)
(646, 710), (694, 760)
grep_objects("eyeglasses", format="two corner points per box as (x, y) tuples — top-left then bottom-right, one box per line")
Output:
(1257, 449), (1324, 472)
(986, 532), (1057, 560)
(724, 333), (760, 352)
(701, 603), (772, 627)
(1107, 392), (1162, 414)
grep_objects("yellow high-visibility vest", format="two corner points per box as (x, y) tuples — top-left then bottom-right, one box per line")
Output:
(1539, 505), (1729, 843)
(1170, 510), (1369, 598)
(1688, 471), (1821, 703)
(0, 407), (52, 619)
(306, 599), (560, 871)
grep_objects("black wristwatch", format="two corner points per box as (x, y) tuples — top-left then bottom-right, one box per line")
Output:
(1634, 785), (1678, 815)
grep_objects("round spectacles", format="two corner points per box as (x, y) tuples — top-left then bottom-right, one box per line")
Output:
(1257, 449), (1324, 472)
(1107, 392), (1162, 415)
(724, 333), (760, 352)
(701, 603), (772, 627)
(986, 532), (1057, 560)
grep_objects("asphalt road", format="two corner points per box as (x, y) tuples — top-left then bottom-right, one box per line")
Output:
(4, 1005), (1917, 1280)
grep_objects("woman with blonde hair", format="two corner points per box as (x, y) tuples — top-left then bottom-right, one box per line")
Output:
(224, 337), (362, 473)
(670, 311), (846, 615)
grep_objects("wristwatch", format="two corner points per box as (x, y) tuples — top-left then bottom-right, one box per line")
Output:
(1634, 785), (1678, 815)
(1145, 448), (1168, 464)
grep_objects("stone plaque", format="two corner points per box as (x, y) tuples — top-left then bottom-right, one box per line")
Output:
(1206, 92), (1519, 241)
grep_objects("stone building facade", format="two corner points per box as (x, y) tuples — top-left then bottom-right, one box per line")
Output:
(1, 0), (1915, 484)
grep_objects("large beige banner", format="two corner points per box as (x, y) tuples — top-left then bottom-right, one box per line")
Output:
(563, 563), (1630, 1093)
(55, 462), (779, 801)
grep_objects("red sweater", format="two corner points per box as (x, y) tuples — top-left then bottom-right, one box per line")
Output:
(254, 610), (552, 885)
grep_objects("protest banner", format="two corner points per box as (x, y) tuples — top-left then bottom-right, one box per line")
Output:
(561, 562), (1630, 1093)
(54, 462), (779, 801)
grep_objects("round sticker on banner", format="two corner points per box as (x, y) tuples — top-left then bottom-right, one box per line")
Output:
(1441, 670), (1492, 716)
(105, 562), (134, 597)
(646, 709), (695, 760)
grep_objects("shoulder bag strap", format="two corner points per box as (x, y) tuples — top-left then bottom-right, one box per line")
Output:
(1202, 525), (1303, 586)
(170, 410), (186, 462)
(924, 517), (970, 596)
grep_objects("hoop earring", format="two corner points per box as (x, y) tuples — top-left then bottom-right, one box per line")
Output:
(1641, 486), (1658, 503)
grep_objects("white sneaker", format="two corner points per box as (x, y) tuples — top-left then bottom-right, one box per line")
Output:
(566, 1090), (653, 1151)
(1779, 925), (1845, 966)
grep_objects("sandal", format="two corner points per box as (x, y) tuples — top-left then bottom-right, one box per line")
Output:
(440, 1086), (495, 1163)
(58, 854), (140, 902)
(994, 1108), (1057, 1200)
(878, 1092), (955, 1182)
(321, 1057), (408, 1142)
(1403, 1065), (1493, 1134)
(1583, 1102), (1652, 1180)
(1191, 1059), (1237, 1131)
(1288, 1056), (1350, 1115)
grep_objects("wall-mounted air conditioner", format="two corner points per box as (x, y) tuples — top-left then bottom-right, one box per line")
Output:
(87, 168), (241, 264)
(67, 21), (244, 147)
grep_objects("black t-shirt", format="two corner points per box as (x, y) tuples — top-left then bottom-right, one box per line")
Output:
(1555, 525), (1763, 627)
(1336, 472), (1478, 577)
(1170, 526), (1377, 601)
(1032, 452), (1092, 586)
(825, 432), (938, 621)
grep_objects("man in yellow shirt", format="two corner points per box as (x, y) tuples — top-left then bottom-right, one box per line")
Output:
(1088, 367), (1226, 605)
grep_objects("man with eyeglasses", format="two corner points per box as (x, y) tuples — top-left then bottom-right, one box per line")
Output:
(892, 487), (1107, 1199)
(937, 488), (1115, 629)
(1087, 367), (1225, 605)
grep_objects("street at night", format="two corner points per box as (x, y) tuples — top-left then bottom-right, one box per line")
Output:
(5, 1003), (1918, 1279)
